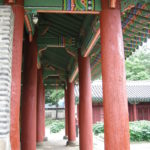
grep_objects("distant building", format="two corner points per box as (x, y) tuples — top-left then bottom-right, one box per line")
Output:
(75, 80), (150, 124)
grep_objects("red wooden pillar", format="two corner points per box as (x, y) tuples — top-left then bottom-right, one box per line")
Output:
(64, 88), (69, 139)
(133, 104), (137, 121)
(37, 69), (45, 142)
(100, 0), (130, 150)
(21, 35), (37, 150)
(67, 82), (76, 145)
(78, 54), (93, 150)
(4, 1), (24, 149)
(129, 104), (133, 121)
(42, 86), (46, 139)
(148, 107), (150, 121)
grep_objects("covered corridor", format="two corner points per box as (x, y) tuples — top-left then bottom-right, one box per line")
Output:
(0, 0), (150, 150)
(36, 128), (150, 150)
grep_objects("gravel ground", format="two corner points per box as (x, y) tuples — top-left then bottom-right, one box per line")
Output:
(36, 127), (150, 150)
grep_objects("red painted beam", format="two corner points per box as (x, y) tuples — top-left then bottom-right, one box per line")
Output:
(4, 0), (14, 4)
(70, 28), (100, 83)
(84, 29), (100, 57)
(4, 0), (24, 5)
(100, 0), (130, 149)
(69, 66), (78, 83)
(24, 14), (33, 42)
(37, 10), (100, 14)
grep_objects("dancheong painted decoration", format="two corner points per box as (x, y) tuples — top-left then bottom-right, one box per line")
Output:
(0, 0), (150, 150)
(63, 0), (95, 11)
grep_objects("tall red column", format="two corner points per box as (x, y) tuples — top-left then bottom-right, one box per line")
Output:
(129, 105), (133, 121)
(4, 1), (24, 149)
(37, 69), (45, 142)
(78, 53), (93, 150)
(133, 104), (137, 121)
(64, 88), (69, 139)
(42, 86), (46, 139)
(148, 108), (150, 121)
(21, 35), (37, 150)
(100, 0), (130, 150)
(67, 82), (76, 145)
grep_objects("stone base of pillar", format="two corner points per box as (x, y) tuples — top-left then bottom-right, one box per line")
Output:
(36, 142), (43, 146)
(43, 137), (48, 141)
(63, 136), (68, 140)
(66, 141), (77, 146)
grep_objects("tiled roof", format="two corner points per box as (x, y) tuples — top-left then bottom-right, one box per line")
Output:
(75, 80), (150, 104)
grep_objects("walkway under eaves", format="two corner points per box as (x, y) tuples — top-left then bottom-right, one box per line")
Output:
(36, 128), (150, 150)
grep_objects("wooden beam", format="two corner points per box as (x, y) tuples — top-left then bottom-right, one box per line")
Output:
(36, 10), (100, 15)
(69, 66), (78, 83)
(69, 27), (100, 82)
(83, 29), (100, 57)
(24, 14), (33, 42)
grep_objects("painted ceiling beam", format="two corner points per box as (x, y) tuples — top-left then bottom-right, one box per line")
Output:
(124, 40), (142, 45)
(24, 0), (148, 12)
(42, 59), (66, 72)
(126, 24), (150, 35)
(123, 34), (147, 41)
(69, 3), (149, 83)
(125, 28), (150, 37)
(24, 14), (33, 42)
(69, 28), (100, 83)
(124, 41), (142, 46)
(83, 29), (100, 57)
(42, 14), (82, 31)
(123, 37), (143, 44)
(43, 69), (63, 79)
(69, 66), (78, 83)
(69, 15), (101, 83)
(43, 50), (70, 65)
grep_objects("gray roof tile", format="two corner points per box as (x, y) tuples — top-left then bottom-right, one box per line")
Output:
(75, 80), (150, 103)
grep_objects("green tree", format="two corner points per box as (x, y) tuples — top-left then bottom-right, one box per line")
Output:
(126, 45), (150, 80)
(45, 89), (64, 119)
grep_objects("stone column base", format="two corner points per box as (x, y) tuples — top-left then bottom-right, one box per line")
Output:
(63, 135), (68, 140)
(36, 142), (43, 146)
(66, 141), (76, 147)
(43, 137), (48, 141)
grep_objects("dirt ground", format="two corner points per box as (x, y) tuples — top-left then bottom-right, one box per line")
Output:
(36, 128), (150, 150)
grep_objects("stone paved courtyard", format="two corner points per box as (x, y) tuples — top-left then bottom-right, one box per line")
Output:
(36, 128), (150, 150)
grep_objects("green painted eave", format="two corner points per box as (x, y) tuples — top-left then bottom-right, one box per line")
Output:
(20, 1), (150, 89)
(24, 0), (149, 12)
(24, 0), (101, 11)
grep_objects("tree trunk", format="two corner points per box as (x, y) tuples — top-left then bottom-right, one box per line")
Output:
(56, 103), (58, 119)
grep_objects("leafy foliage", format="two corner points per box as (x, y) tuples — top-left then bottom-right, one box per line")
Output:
(45, 89), (64, 104)
(45, 119), (53, 127)
(93, 123), (104, 135)
(93, 121), (150, 142)
(45, 119), (65, 133)
(129, 121), (150, 142)
(126, 45), (150, 80)
(50, 120), (65, 133)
